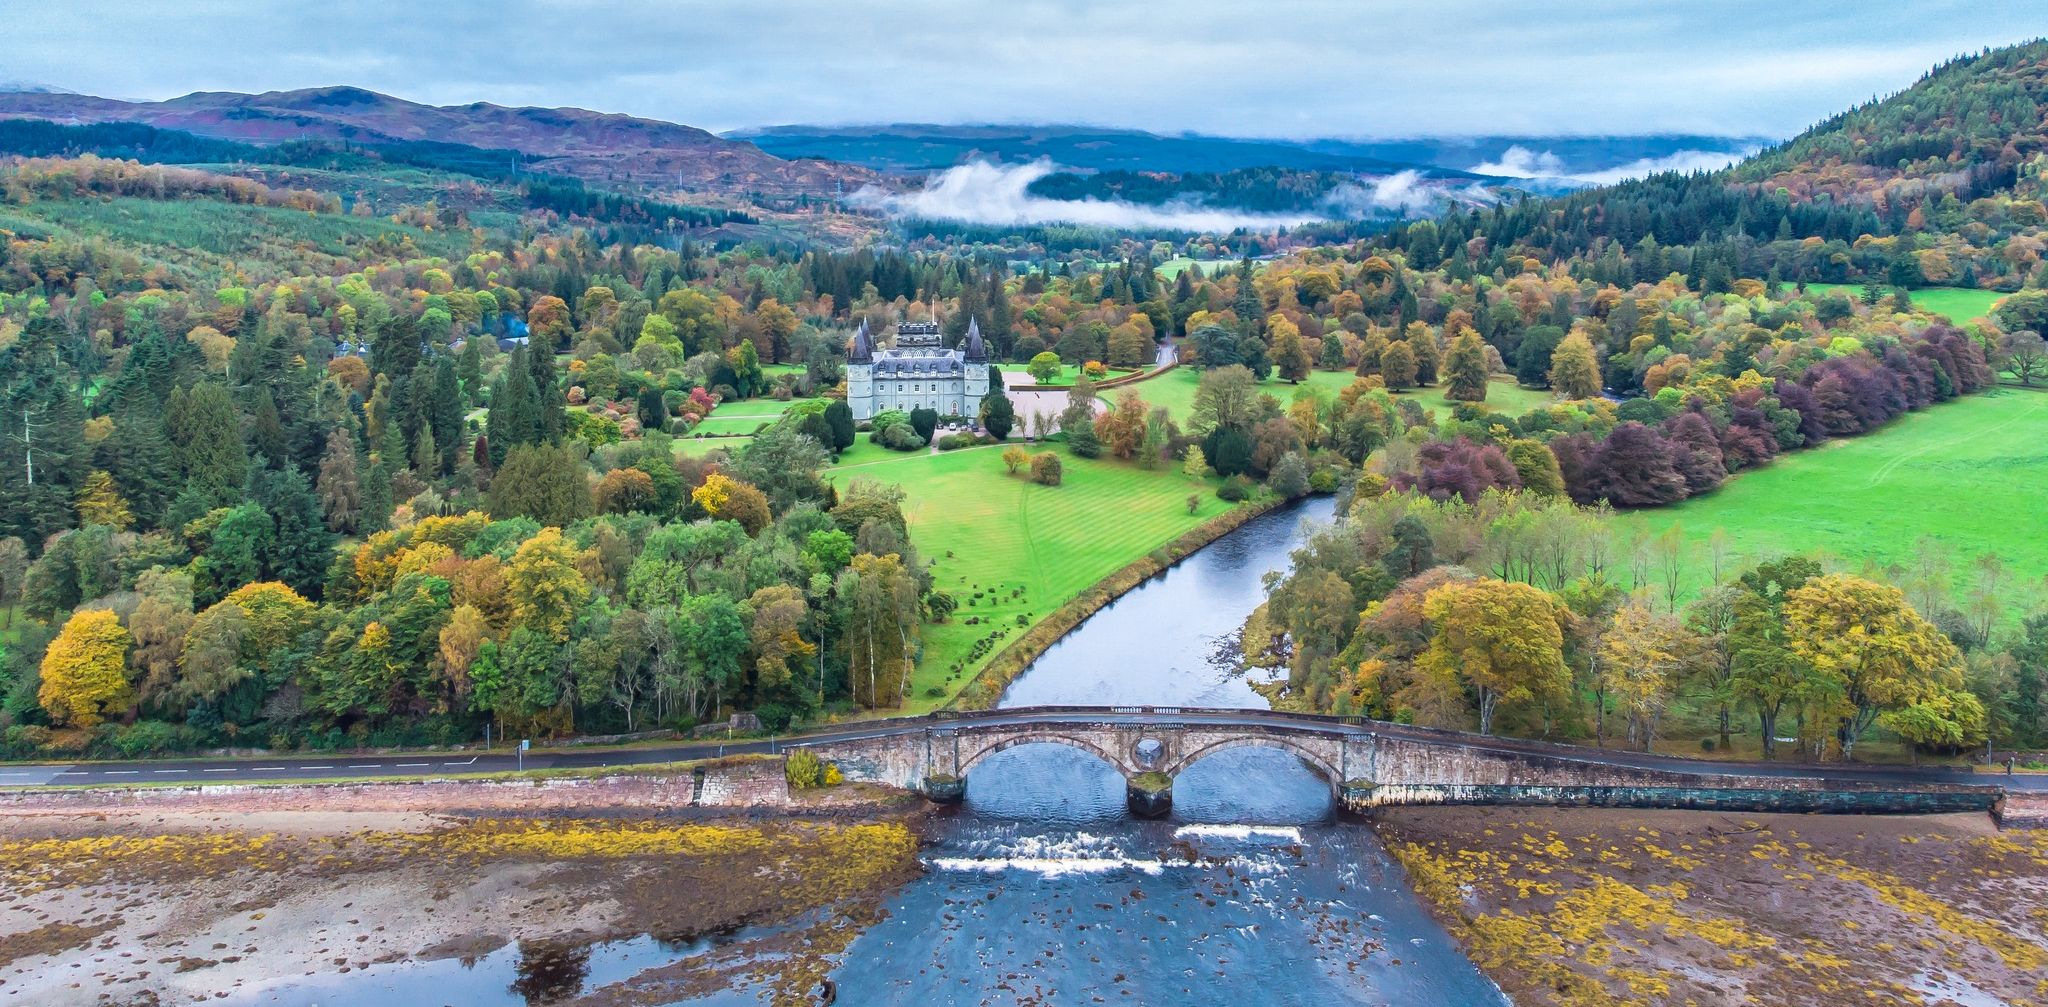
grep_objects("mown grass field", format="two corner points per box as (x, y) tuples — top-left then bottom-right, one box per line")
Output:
(823, 442), (1236, 712)
(1641, 387), (2048, 612)
(1122, 366), (1556, 423)
(0, 196), (468, 275)
(1806, 283), (2007, 324)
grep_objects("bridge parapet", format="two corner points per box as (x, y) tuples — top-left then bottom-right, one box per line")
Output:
(791, 709), (2006, 820)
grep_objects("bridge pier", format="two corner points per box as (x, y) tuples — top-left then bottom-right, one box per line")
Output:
(922, 773), (964, 803)
(1126, 772), (1173, 818)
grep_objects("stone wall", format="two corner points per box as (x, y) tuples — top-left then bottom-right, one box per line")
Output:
(2000, 792), (2048, 828)
(696, 759), (790, 807)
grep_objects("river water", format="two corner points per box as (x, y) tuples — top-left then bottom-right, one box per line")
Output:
(229, 496), (1505, 1005)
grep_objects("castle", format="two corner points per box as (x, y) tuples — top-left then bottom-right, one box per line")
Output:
(845, 318), (992, 422)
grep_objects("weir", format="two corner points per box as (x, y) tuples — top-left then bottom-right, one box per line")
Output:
(793, 707), (2009, 819)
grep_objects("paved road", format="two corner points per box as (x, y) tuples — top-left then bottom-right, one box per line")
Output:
(3, 706), (2042, 793)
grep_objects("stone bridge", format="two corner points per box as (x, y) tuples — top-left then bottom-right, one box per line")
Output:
(795, 706), (2009, 819)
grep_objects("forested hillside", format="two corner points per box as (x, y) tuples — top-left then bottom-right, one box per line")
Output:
(1374, 40), (2048, 293)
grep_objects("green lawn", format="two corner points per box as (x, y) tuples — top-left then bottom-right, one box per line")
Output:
(1641, 388), (2048, 614)
(1154, 257), (1247, 280)
(690, 395), (819, 436)
(1806, 283), (2007, 324)
(675, 436), (750, 458)
(823, 442), (1238, 712)
(1119, 366), (1556, 425)
(999, 363), (1144, 387)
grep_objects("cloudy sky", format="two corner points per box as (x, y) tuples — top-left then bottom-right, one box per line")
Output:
(5, 1), (2043, 140)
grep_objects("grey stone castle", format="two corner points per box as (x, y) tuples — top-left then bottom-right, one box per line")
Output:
(845, 318), (992, 421)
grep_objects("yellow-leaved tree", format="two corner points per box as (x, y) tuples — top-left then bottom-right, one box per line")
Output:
(1417, 578), (1571, 736)
(1782, 573), (1983, 759)
(40, 609), (134, 728)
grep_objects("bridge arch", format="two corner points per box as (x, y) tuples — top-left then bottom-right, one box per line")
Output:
(954, 733), (1127, 778)
(1163, 736), (1344, 794)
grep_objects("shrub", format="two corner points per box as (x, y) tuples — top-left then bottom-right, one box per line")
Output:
(874, 422), (926, 451)
(1030, 452), (1063, 486)
(1217, 474), (1253, 502)
(1001, 445), (1030, 473)
(937, 432), (980, 450)
(786, 748), (824, 789)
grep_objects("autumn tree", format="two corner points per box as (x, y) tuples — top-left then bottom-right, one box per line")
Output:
(1443, 328), (1489, 402)
(1270, 314), (1312, 382)
(1548, 331), (1603, 399)
(316, 430), (362, 534)
(1783, 573), (1980, 759)
(1417, 578), (1570, 735)
(1379, 340), (1418, 391)
(75, 471), (133, 529)
(836, 552), (921, 708)
(39, 609), (133, 728)
(506, 528), (592, 642)
(1599, 601), (1701, 751)
(692, 473), (771, 535)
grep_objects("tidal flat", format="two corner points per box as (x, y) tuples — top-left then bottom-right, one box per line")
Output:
(1378, 807), (2048, 1007)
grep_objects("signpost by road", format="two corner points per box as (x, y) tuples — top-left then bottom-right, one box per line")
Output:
(518, 739), (529, 772)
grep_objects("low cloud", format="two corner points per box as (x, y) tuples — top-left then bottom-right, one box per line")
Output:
(854, 160), (1469, 232)
(852, 159), (1322, 231)
(1471, 144), (1754, 185)
(1322, 170), (1443, 216)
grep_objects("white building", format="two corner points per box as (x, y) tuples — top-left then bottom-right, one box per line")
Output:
(845, 318), (993, 421)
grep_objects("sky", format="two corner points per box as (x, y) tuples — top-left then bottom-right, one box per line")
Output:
(3, 0), (2043, 141)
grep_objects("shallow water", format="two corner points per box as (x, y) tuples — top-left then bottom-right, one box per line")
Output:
(999, 495), (1338, 709)
(827, 744), (1505, 1006)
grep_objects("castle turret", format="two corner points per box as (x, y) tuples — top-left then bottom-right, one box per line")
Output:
(847, 319), (875, 420)
(963, 317), (990, 418)
(964, 317), (988, 363)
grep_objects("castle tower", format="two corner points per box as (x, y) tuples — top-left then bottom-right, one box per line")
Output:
(962, 317), (990, 419)
(847, 319), (875, 420)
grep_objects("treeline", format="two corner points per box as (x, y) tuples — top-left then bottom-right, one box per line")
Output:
(1260, 491), (2043, 758)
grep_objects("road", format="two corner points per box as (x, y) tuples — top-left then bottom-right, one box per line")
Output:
(3, 706), (2042, 793)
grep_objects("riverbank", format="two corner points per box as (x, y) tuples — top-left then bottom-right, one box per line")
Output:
(952, 494), (1289, 710)
(1376, 806), (2048, 1007)
(0, 771), (928, 1006)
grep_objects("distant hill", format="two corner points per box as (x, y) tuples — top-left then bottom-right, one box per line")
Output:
(1371, 39), (2048, 293)
(734, 123), (1763, 184)
(0, 85), (876, 197)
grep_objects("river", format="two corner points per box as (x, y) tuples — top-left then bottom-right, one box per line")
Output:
(227, 496), (1505, 1005)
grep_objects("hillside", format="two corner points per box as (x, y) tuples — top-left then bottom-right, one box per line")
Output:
(1372, 39), (2048, 292)
(0, 86), (877, 198)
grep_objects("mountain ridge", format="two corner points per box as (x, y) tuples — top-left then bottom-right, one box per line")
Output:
(0, 85), (878, 197)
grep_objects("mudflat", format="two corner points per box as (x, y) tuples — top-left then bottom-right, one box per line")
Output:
(1376, 806), (2048, 1007)
(0, 779), (926, 1006)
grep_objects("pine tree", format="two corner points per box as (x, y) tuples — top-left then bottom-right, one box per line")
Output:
(316, 430), (361, 534)
(0, 317), (89, 544)
(250, 465), (335, 599)
(431, 357), (464, 473)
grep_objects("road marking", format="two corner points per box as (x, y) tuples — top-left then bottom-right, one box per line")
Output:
(443, 758), (477, 766)
(347, 764), (379, 769)
(250, 767), (287, 772)
(152, 770), (187, 774)
(394, 763), (429, 768)
(104, 771), (138, 776)
(297, 765), (334, 770)
(203, 768), (235, 773)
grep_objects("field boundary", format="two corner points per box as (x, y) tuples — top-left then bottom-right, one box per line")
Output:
(949, 494), (1291, 710)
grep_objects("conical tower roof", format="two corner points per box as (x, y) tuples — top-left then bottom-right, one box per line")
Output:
(849, 318), (873, 364)
(963, 317), (988, 362)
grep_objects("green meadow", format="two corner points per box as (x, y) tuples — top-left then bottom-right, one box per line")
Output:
(1805, 283), (2007, 325)
(1124, 366), (1556, 422)
(823, 442), (1236, 712)
(1641, 387), (2048, 612)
